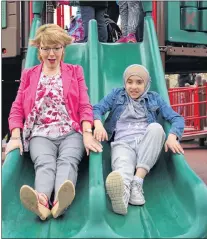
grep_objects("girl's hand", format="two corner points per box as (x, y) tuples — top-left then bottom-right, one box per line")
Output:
(5, 138), (23, 156)
(83, 132), (103, 156)
(165, 134), (184, 155)
(94, 120), (108, 142)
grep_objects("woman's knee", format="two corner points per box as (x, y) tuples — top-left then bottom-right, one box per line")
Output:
(29, 137), (57, 163)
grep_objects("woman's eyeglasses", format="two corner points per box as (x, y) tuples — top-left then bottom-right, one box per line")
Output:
(40, 46), (63, 54)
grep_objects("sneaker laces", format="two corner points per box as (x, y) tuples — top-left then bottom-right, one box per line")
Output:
(132, 181), (144, 198)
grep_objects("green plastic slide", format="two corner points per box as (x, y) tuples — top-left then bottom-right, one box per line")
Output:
(2, 14), (207, 239)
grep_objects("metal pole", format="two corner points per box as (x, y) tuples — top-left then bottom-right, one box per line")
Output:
(156, 1), (166, 81)
(21, 1), (30, 63)
(46, 1), (54, 23)
(152, 0), (157, 30)
(41, 1), (47, 25)
(57, 6), (61, 27)
(29, 1), (33, 26)
(61, 5), (65, 28)
(70, 6), (72, 17)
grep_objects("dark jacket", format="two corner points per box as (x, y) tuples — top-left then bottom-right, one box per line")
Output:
(79, 1), (108, 8)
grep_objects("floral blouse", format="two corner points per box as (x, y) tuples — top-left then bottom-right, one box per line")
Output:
(23, 72), (81, 151)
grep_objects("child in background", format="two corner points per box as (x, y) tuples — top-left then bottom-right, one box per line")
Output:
(68, 7), (84, 42)
(93, 64), (185, 215)
(117, 1), (141, 43)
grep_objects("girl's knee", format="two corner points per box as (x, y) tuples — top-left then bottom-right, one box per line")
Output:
(147, 123), (165, 136)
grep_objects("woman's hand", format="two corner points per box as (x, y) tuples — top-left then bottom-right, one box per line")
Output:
(83, 132), (103, 156)
(165, 134), (184, 155)
(93, 120), (108, 142)
(5, 138), (23, 156)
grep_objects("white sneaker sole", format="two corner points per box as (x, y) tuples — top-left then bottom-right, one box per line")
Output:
(129, 198), (145, 206)
(106, 171), (127, 215)
(51, 180), (75, 218)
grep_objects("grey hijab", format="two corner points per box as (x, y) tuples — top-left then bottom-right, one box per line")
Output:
(123, 64), (151, 117)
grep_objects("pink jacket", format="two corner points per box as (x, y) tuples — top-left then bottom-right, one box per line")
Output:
(9, 61), (93, 132)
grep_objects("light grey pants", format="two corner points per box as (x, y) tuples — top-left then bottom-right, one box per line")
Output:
(29, 131), (85, 199)
(111, 123), (166, 187)
(118, 1), (141, 36)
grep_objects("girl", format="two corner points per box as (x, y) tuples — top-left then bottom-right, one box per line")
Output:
(93, 64), (185, 215)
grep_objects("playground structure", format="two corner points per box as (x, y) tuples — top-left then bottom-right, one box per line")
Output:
(2, 1), (207, 72)
(169, 83), (207, 145)
(2, 1), (207, 238)
(154, 1), (207, 73)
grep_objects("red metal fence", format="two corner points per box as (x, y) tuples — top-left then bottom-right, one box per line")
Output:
(168, 83), (207, 140)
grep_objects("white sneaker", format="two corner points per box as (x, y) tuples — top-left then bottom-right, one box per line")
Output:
(106, 171), (130, 215)
(129, 180), (145, 205)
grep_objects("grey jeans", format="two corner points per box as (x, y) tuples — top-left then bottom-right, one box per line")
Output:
(80, 6), (108, 42)
(111, 123), (166, 187)
(29, 131), (85, 199)
(118, 1), (141, 36)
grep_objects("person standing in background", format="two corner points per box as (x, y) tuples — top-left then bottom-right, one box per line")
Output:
(79, 1), (108, 42)
(117, 1), (141, 43)
(107, 1), (119, 24)
(194, 74), (202, 87)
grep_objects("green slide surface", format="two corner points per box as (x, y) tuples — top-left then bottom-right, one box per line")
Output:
(2, 14), (207, 239)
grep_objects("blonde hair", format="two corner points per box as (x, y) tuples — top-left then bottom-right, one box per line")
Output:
(30, 24), (73, 61)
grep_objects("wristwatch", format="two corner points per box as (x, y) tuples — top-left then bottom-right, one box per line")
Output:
(83, 129), (92, 133)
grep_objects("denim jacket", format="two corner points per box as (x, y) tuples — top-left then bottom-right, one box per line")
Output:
(93, 88), (185, 141)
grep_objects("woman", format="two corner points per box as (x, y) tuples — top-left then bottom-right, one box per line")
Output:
(6, 24), (102, 220)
